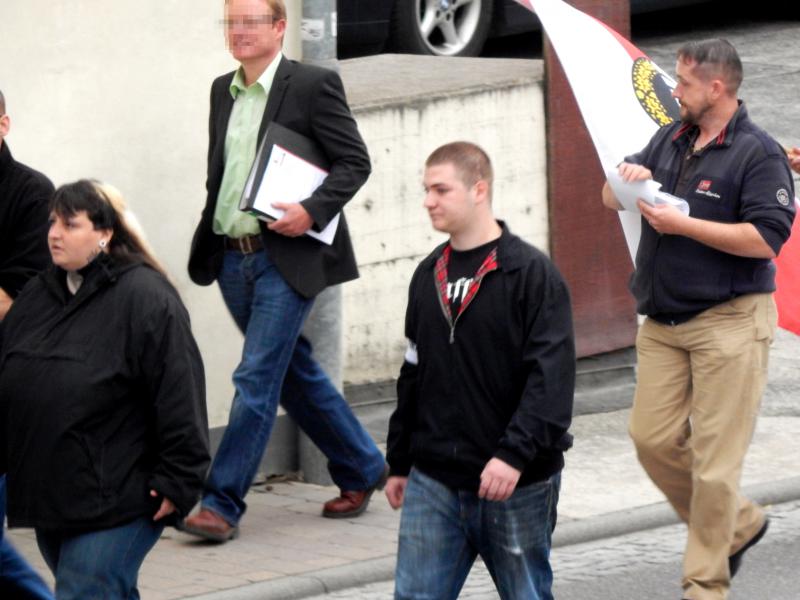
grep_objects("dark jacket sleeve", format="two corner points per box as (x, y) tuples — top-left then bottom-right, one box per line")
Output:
(0, 174), (52, 299)
(624, 125), (668, 171)
(386, 266), (422, 477)
(139, 284), (210, 516)
(0, 325), (6, 475)
(494, 259), (576, 471)
(740, 153), (796, 255)
(300, 68), (371, 230)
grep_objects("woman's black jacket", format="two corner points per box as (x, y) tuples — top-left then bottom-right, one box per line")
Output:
(0, 255), (210, 533)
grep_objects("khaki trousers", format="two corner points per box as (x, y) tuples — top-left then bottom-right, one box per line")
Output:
(629, 293), (776, 600)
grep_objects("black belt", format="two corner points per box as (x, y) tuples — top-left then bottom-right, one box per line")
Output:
(225, 234), (263, 254)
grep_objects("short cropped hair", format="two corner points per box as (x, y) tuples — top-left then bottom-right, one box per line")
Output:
(225, 0), (286, 21)
(0, 89), (6, 115)
(426, 141), (494, 195)
(676, 39), (743, 94)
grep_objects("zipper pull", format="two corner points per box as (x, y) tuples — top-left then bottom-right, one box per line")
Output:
(449, 327), (455, 344)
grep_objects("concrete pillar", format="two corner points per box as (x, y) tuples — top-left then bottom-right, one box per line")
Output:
(297, 0), (341, 486)
(544, 0), (637, 357)
(299, 0), (338, 69)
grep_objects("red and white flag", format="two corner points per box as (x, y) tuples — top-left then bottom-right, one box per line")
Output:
(774, 201), (800, 334)
(517, 0), (800, 334)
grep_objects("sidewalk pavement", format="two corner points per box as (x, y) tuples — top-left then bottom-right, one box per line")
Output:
(7, 331), (800, 599)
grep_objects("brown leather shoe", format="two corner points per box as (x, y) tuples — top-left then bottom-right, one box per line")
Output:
(178, 508), (239, 543)
(322, 464), (389, 519)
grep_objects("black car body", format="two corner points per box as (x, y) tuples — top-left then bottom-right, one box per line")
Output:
(337, 0), (711, 58)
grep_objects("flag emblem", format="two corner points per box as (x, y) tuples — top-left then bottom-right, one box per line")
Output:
(632, 58), (680, 127)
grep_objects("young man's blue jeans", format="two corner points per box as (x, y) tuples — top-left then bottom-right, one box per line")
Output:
(395, 468), (560, 600)
(35, 516), (163, 600)
(203, 250), (385, 524)
(0, 476), (54, 600)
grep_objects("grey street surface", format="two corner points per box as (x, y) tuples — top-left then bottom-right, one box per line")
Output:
(7, 331), (798, 599)
(308, 500), (800, 600)
(5, 9), (800, 600)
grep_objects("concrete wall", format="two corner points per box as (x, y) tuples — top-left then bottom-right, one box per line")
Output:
(341, 56), (548, 384)
(2, 4), (548, 425)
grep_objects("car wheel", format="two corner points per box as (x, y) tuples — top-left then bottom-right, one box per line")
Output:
(389, 0), (495, 57)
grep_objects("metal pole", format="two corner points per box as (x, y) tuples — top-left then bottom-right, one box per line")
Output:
(298, 0), (342, 485)
(300, 0), (338, 69)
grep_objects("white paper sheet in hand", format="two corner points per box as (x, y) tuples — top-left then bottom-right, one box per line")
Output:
(605, 169), (690, 215)
(251, 144), (340, 245)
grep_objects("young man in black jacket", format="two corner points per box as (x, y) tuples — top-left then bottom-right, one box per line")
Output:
(385, 142), (575, 600)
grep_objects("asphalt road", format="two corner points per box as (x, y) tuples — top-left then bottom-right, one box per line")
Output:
(304, 499), (800, 599)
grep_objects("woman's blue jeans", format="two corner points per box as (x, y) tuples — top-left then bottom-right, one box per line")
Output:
(203, 250), (385, 524)
(395, 468), (561, 600)
(35, 516), (163, 600)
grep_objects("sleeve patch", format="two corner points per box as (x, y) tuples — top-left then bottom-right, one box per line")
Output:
(404, 340), (418, 365)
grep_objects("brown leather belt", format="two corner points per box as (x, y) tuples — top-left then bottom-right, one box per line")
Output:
(225, 234), (263, 254)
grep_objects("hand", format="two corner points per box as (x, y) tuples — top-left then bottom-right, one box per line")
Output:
(789, 146), (800, 175)
(638, 199), (689, 235)
(385, 476), (408, 510)
(150, 490), (177, 521)
(618, 162), (653, 183)
(267, 202), (313, 237)
(478, 458), (521, 502)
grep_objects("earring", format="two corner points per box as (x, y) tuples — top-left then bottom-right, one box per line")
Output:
(99, 239), (107, 249)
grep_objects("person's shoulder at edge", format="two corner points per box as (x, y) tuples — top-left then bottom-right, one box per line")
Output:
(12, 161), (54, 192)
(3, 146), (55, 202)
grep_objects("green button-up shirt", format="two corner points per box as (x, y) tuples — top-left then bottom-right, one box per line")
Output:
(212, 53), (282, 238)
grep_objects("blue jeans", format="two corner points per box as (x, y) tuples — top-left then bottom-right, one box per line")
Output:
(203, 250), (385, 524)
(35, 517), (163, 600)
(395, 468), (560, 600)
(0, 476), (54, 600)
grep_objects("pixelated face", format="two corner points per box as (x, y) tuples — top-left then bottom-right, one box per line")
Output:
(224, 0), (286, 65)
(48, 211), (110, 272)
(423, 163), (479, 235)
(672, 58), (714, 125)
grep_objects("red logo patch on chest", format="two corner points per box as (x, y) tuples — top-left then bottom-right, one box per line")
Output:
(698, 179), (712, 191)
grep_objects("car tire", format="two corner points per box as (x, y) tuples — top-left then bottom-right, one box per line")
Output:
(389, 0), (495, 57)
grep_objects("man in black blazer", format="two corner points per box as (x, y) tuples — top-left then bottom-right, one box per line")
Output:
(184, 0), (386, 542)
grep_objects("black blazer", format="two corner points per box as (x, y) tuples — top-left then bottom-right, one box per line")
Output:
(188, 57), (371, 298)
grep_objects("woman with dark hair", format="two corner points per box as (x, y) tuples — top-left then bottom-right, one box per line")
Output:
(0, 180), (210, 600)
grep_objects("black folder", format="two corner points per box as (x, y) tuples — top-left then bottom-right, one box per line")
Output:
(239, 121), (330, 219)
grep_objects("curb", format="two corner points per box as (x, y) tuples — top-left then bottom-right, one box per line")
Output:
(185, 475), (800, 600)
(185, 556), (396, 600)
(552, 475), (800, 548)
